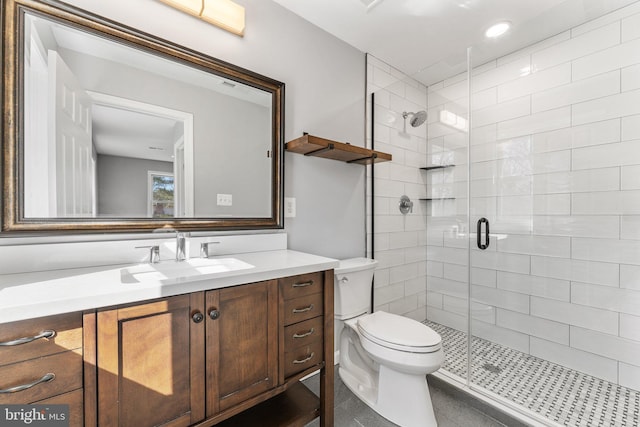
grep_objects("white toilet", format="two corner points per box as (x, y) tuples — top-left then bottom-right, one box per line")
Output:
(334, 258), (443, 427)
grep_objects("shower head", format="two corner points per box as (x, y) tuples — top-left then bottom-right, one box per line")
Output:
(402, 110), (427, 127)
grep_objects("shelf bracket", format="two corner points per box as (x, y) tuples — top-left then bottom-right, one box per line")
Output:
(347, 153), (378, 164)
(304, 143), (334, 156)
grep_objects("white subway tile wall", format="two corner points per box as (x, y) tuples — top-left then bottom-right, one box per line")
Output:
(366, 54), (429, 322)
(424, 4), (640, 390)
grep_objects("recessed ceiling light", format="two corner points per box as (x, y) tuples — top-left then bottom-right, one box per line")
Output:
(485, 21), (511, 38)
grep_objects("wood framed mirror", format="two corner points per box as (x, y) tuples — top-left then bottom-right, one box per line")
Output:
(2, 0), (284, 233)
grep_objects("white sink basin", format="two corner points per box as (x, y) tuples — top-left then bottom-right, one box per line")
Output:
(121, 257), (255, 283)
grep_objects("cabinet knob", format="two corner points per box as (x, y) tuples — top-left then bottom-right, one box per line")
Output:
(192, 312), (204, 323)
(209, 309), (220, 320)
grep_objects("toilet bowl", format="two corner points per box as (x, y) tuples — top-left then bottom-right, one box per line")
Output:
(334, 258), (444, 427)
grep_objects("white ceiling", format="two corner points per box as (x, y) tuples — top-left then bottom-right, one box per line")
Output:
(92, 104), (180, 162)
(273, 0), (637, 85)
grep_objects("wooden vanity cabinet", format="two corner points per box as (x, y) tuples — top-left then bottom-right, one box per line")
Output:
(0, 312), (84, 427)
(214, 269), (334, 427)
(96, 293), (206, 427)
(205, 280), (279, 416)
(90, 269), (333, 427)
(279, 272), (325, 380)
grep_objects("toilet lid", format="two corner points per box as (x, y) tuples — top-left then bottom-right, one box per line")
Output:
(357, 311), (441, 352)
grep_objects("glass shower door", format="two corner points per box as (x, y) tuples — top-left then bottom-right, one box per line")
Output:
(466, 43), (539, 406)
(467, 7), (640, 421)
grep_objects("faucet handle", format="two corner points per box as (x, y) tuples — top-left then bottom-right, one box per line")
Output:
(135, 245), (160, 264)
(200, 241), (220, 258)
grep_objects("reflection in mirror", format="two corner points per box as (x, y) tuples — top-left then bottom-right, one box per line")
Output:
(5, 0), (283, 232)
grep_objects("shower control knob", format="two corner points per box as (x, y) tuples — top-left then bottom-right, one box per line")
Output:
(399, 195), (413, 215)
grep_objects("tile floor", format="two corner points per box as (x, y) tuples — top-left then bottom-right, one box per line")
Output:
(427, 321), (640, 427)
(303, 369), (515, 427)
(302, 320), (640, 426)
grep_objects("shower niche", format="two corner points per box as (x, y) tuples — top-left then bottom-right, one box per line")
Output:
(419, 164), (456, 202)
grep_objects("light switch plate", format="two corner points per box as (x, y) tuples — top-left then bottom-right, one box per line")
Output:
(217, 193), (232, 206)
(285, 197), (296, 218)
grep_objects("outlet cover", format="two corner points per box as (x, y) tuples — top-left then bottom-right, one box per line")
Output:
(285, 197), (296, 218)
(217, 193), (232, 206)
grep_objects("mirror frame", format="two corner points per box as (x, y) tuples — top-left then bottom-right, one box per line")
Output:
(1, 0), (284, 233)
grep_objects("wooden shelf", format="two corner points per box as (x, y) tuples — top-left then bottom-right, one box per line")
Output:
(421, 165), (455, 171)
(285, 134), (392, 165)
(215, 382), (319, 427)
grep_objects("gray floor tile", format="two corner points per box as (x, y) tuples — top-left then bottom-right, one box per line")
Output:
(303, 369), (508, 427)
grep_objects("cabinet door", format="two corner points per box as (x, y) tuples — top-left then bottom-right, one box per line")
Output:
(97, 294), (205, 427)
(206, 280), (278, 415)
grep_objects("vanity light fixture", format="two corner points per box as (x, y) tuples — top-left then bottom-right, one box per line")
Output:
(158, 0), (245, 36)
(485, 21), (511, 38)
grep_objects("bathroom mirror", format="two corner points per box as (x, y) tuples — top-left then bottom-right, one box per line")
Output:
(1, 0), (284, 233)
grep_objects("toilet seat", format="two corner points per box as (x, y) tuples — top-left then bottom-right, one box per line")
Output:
(357, 311), (441, 353)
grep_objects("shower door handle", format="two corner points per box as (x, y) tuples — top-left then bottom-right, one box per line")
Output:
(477, 218), (490, 250)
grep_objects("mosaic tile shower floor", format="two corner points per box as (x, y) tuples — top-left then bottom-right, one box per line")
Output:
(425, 321), (640, 427)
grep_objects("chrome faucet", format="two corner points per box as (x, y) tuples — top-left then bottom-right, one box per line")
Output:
(136, 245), (160, 264)
(176, 232), (189, 261)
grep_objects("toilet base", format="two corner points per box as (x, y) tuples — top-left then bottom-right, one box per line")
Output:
(339, 364), (437, 427)
(339, 324), (438, 427)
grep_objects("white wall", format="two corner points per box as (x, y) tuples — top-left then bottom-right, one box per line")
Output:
(97, 155), (173, 217)
(427, 2), (640, 391)
(0, 0), (366, 267)
(366, 55), (429, 322)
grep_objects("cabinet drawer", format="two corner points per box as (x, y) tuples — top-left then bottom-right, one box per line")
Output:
(284, 340), (323, 378)
(35, 388), (84, 427)
(0, 312), (82, 367)
(0, 350), (82, 404)
(283, 293), (323, 326)
(284, 316), (323, 351)
(279, 272), (323, 301)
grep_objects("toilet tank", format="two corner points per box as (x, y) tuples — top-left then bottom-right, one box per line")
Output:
(334, 257), (379, 320)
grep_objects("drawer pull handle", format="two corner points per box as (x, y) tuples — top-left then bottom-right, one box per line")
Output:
(292, 281), (313, 288)
(293, 328), (315, 339)
(0, 330), (55, 346)
(0, 373), (55, 394)
(292, 352), (315, 365)
(292, 304), (314, 314)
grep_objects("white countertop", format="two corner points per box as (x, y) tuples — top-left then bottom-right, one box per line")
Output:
(0, 250), (338, 324)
